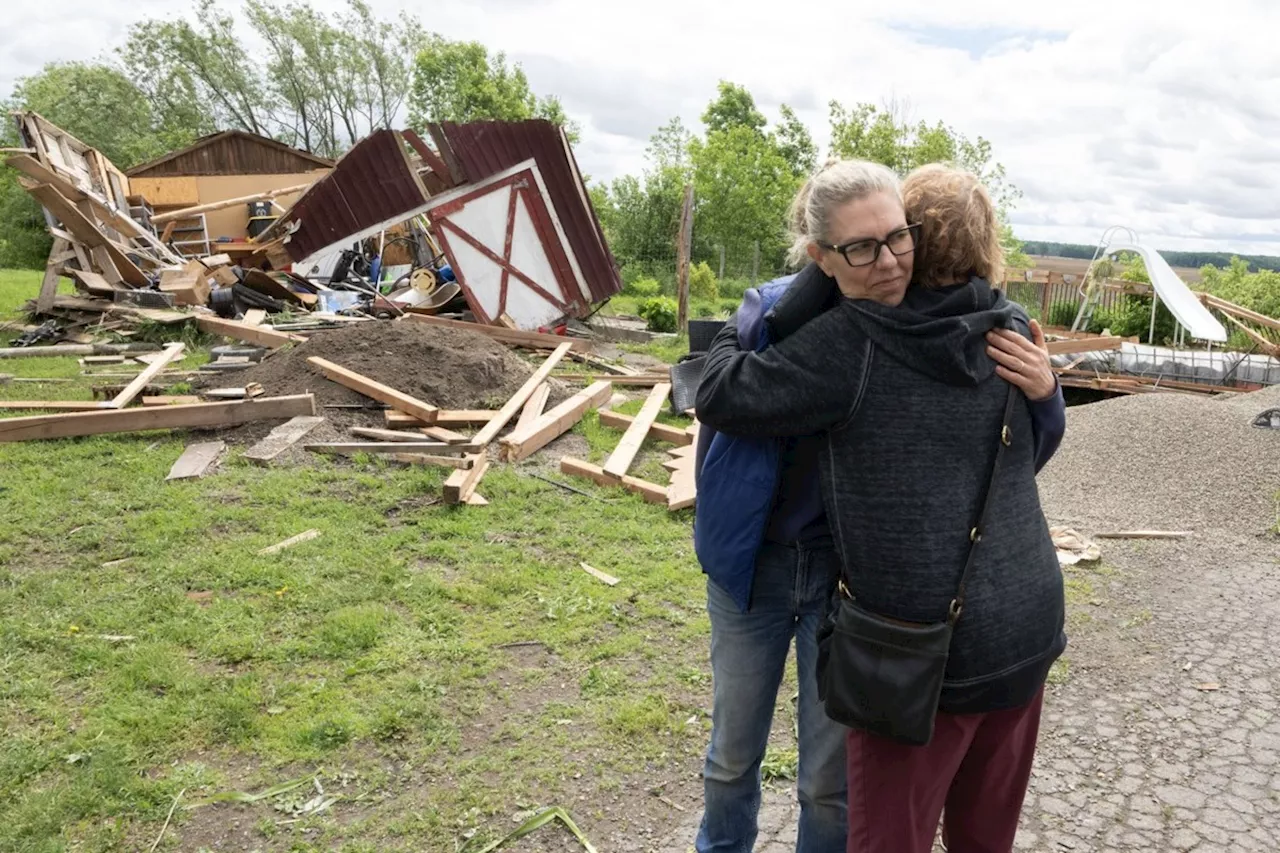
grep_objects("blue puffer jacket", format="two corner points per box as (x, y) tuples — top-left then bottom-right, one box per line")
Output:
(692, 276), (795, 612)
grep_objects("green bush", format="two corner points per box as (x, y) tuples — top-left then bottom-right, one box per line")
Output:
(1046, 300), (1080, 328)
(689, 261), (719, 301)
(625, 278), (661, 298)
(1089, 295), (1179, 343)
(719, 277), (751, 301)
(639, 296), (678, 333)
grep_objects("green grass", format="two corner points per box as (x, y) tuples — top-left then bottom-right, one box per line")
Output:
(0, 269), (770, 851)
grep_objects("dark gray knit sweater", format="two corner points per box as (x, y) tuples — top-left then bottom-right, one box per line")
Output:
(696, 278), (1066, 713)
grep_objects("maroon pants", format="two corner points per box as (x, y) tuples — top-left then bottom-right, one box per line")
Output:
(845, 688), (1044, 853)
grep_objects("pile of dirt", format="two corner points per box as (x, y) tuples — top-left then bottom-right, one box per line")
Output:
(207, 322), (569, 446)
(1038, 384), (1280, 536)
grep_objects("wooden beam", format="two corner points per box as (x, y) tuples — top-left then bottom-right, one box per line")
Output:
(1203, 294), (1280, 332)
(305, 441), (480, 455)
(385, 409), (496, 428)
(499, 381), (613, 463)
(392, 453), (474, 469)
(196, 316), (305, 349)
(242, 415), (326, 465)
(400, 312), (592, 351)
(515, 382), (551, 433)
(0, 394), (317, 442)
(552, 373), (671, 385)
(1220, 312), (1280, 356)
(1044, 336), (1124, 356)
(106, 343), (184, 409)
(0, 400), (107, 411)
(38, 237), (71, 313)
(421, 425), (472, 444)
(472, 342), (573, 447)
(351, 427), (447, 443)
(560, 457), (668, 505)
(1094, 530), (1190, 540)
(598, 410), (694, 446)
(165, 441), (225, 481)
(603, 383), (671, 480)
(307, 357), (439, 424)
(565, 350), (640, 376)
(151, 182), (313, 225)
(23, 183), (148, 286)
(242, 309), (268, 327)
(142, 396), (201, 406)
(443, 454), (490, 505)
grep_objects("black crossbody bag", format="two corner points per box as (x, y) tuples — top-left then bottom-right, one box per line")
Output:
(815, 385), (1019, 746)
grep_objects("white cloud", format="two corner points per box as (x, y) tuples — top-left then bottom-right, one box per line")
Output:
(4, 0), (1278, 254)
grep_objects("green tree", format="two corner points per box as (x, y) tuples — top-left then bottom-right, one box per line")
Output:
(1200, 256), (1280, 319)
(701, 81), (766, 136)
(774, 104), (817, 177)
(408, 35), (580, 141)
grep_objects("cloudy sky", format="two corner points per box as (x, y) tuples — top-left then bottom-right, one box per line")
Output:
(5, 0), (1278, 254)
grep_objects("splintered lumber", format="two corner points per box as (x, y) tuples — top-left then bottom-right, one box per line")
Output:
(308, 357), (438, 425)
(1043, 336), (1124, 356)
(597, 410), (695, 445)
(401, 312), (592, 351)
(443, 454), (490, 504)
(500, 381), (614, 463)
(166, 441), (225, 481)
(472, 342), (573, 447)
(1203, 294), (1280, 332)
(579, 562), (620, 586)
(560, 457), (668, 505)
(667, 450), (697, 511)
(421, 425), (471, 444)
(107, 343), (184, 409)
(0, 400), (106, 411)
(566, 350), (641, 376)
(22, 183), (148, 286)
(306, 441), (480, 455)
(70, 268), (124, 295)
(0, 343), (160, 359)
(515, 382), (551, 433)
(242, 309), (268, 326)
(386, 409), (498, 427)
(197, 316), (305, 349)
(152, 183), (313, 225)
(258, 528), (322, 556)
(603, 383), (672, 480)
(242, 415), (326, 465)
(0, 394), (317, 442)
(392, 453), (474, 469)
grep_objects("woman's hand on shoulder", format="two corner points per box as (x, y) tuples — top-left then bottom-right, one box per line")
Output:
(985, 318), (1057, 401)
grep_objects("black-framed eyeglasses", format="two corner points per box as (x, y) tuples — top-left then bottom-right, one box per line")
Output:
(817, 223), (922, 268)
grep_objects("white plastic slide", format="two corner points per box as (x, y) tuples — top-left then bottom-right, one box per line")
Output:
(1108, 243), (1227, 342)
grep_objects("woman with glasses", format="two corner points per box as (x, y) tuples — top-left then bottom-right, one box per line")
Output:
(693, 160), (1065, 853)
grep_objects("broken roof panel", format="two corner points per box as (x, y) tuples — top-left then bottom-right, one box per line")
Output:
(429, 120), (622, 303)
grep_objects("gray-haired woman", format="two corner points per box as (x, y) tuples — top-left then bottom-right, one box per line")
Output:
(693, 159), (1065, 852)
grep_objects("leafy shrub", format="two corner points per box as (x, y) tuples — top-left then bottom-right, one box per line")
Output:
(619, 261), (647, 288)
(1089, 295), (1179, 343)
(689, 261), (719, 301)
(719, 277), (751, 301)
(639, 296), (678, 333)
(1046, 300), (1080, 328)
(625, 278), (661, 298)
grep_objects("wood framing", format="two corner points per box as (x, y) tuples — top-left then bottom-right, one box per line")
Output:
(560, 457), (668, 505)
(106, 343), (185, 409)
(0, 394), (317, 442)
(197, 316), (306, 349)
(307, 357), (439, 424)
(603, 383), (671, 480)
(499, 381), (613, 462)
(598, 410), (695, 445)
(472, 342), (573, 447)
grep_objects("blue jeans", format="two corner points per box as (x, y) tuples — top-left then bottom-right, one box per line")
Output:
(696, 541), (847, 853)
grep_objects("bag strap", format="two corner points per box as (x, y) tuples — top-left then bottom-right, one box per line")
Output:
(948, 383), (1020, 626)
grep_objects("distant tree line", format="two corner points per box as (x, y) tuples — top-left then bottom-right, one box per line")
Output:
(1020, 241), (1280, 273)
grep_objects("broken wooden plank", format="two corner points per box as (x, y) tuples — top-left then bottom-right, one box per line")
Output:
(69, 268), (125, 295)
(499, 381), (614, 463)
(560, 456), (668, 505)
(0, 394), (317, 442)
(553, 373), (671, 385)
(465, 493), (489, 506)
(391, 453), (475, 469)
(579, 562), (620, 586)
(242, 415), (325, 465)
(472, 342), (573, 447)
(242, 309), (268, 326)
(0, 400), (106, 411)
(0, 343), (160, 360)
(152, 182), (314, 225)
(443, 454), (490, 505)
(1043, 336), (1124, 356)
(400, 312), (592, 351)
(421, 425), (471, 444)
(515, 382), (551, 434)
(22, 182), (149, 286)
(257, 528), (321, 556)
(107, 343), (184, 409)
(306, 441), (479, 455)
(1094, 530), (1191, 540)
(565, 350), (641, 376)
(307, 356), (438, 425)
(385, 409), (496, 427)
(603, 382), (672, 480)
(196, 316), (305, 349)
(351, 427), (447, 443)
(597, 410), (695, 445)
(166, 441), (225, 481)
(142, 396), (201, 407)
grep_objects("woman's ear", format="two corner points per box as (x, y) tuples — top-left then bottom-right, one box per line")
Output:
(806, 242), (829, 276)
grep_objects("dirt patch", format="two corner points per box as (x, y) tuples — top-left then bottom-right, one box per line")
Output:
(200, 323), (570, 446)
